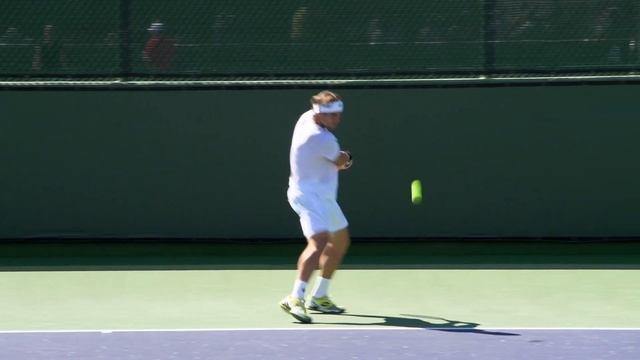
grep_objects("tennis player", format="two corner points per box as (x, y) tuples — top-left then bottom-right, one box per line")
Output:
(280, 90), (353, 323)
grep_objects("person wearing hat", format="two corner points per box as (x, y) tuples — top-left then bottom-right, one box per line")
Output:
(280, 90), (353, 323)
(142, 21), (175, 71)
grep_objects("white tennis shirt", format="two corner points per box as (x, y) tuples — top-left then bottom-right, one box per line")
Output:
(288, 110), (341, 199)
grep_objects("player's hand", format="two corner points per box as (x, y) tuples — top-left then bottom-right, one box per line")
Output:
(339, 151), (353, 170)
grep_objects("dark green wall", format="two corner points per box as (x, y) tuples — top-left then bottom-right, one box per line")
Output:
(1, 85), (639, 238)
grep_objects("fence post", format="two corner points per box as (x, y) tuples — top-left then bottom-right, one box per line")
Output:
(119, 0), (131, 78)
(484, 0), (496, 74)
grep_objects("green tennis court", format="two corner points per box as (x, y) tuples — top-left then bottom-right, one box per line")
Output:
(1, 240), (638, 331)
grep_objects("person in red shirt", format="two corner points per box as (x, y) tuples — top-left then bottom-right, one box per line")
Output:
(142, 22), (175, 71)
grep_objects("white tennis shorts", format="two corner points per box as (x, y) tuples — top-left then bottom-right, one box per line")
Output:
(287, 189), (349, 238)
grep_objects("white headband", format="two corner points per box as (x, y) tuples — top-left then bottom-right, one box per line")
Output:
(312, 100), (344, 114)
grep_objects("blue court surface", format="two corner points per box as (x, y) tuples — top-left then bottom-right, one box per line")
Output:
(1, 328), (638, 360)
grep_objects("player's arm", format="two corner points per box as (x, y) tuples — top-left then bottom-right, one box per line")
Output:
(334, 150), (353, 170)
(318, 136), (353, 170)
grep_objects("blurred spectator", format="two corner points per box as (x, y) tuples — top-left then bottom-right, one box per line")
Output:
(142, 21), (176, 71)
(290, 6), (308, 41)
(32, 24), (64, 72)
(0, 27), (21, 44)
(592, 5), (635, 65)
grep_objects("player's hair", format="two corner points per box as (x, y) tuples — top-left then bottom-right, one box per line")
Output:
(310, 90), (341, 105)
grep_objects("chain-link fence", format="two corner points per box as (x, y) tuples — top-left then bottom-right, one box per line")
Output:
(1, 0), (638, 84)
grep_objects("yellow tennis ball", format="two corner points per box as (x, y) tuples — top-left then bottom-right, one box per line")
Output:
(411, 180), (422, 205)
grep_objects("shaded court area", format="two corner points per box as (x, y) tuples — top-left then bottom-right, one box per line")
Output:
(1, 328), (638, 360)
(0, 239), (639, 270)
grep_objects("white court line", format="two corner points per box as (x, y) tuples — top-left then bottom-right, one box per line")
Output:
(0, 327), (639, 334)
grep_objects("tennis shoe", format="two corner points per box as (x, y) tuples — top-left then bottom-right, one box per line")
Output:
(279, 296), (312, 323)
(307, 296), (346, 314)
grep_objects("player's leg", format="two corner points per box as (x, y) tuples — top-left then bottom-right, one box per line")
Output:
(320, 199), (350, 279)
(280, 231), (330, 323)
(307, 227), (350, 313)
(320, 227), (351, 279)
(281, 192), (329, 323)
(297, 231), (330, 282)
(308, 198), (350, 314)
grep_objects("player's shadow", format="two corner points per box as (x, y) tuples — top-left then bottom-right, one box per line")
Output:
(313, 313), (520, 336)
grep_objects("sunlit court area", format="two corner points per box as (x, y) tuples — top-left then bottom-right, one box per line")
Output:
(1, 1), (640, 359)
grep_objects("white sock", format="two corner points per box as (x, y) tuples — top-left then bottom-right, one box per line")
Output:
(291, 279), (307, 299)
(311, 276), (331, 299)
